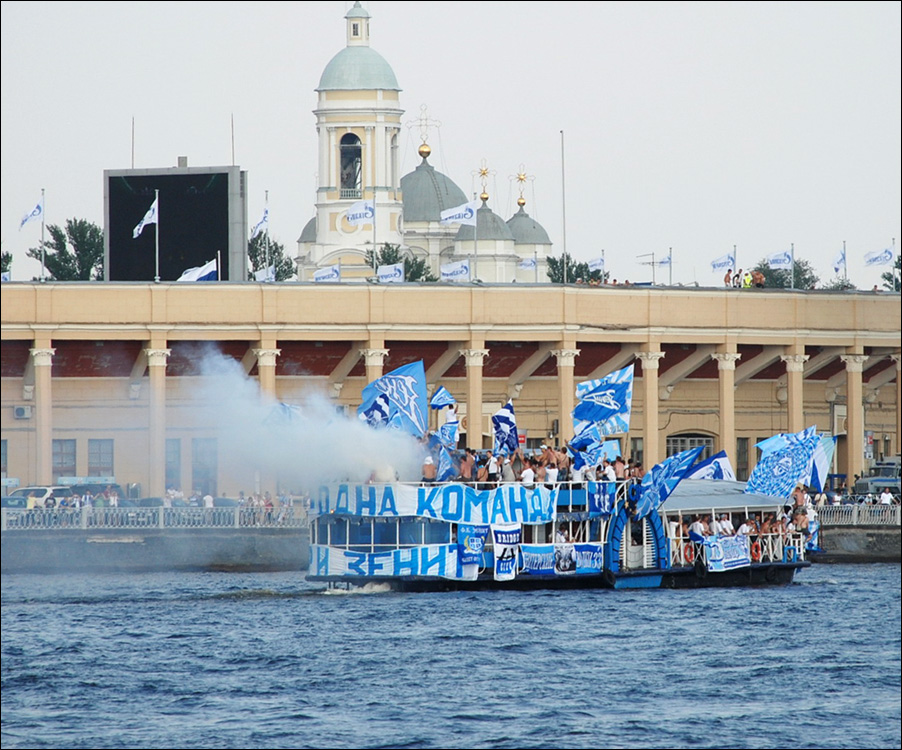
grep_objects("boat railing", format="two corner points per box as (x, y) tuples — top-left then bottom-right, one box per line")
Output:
(815, 504), (900, 527)
(0, 506), (308, 532)
(669, 531), (805, 568)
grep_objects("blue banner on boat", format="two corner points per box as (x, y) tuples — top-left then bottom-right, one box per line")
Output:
(704, 534), (751, 572)
(521, 544), (555, 574)
(574, 543), (605, 574)
(586, 480), (616, 516)
(311, 544), (467, 580)
(311, 483), (557, 525)
(492, 523), (521, 581)
(458, 524), (490, 565)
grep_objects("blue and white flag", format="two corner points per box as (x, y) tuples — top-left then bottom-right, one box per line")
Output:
(685, 450), (736, 481)
(440, 259), (470, 282)
(518, 257), (537, 270)
(588, 256), (605, 273)
(864, 247), (894, 267)
(347, 199), (375, 227)
(437, 420), (459, 451)
(492, 400), (519, 456)
(313, 264), (341, 283)
(572, 364), (634, 435)
(633, 446), (704, 519)
(377, 262), (405, 283)
(358, 360), (429, 438)
(250, 207), (269, 239)
(766, 250), (793, 270)
(437, 446), (456, 482)
(805, 435), (837, 492)
(19, 196), (44, 230)
(359, 393), (390, 427)
(0, 271), (10, 282)
(832, 247), (846, 275)
(658, 251), (672, 267)
(745, 426), (821, 499)
(132, 197), (158, 239)
(458, 524), (490, 566)
(492, 523), (521, 581)
(430, 386), (456, 409)
(439, 198), (480, 227)
(710, 251), (735, 272)
(176, 258), (217, 282)
(253, 265), (275, 282)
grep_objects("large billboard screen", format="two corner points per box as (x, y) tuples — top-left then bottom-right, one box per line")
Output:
(105, 167), (246, 281)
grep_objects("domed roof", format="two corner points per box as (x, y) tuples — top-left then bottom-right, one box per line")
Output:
(506, 205), (551, 245)
(317, 46), (400, 92)
(298, 216), (316, 243)
(401, 156), (467, 222)
(317, 2), (399, 92)
(456, 200), (515, 242)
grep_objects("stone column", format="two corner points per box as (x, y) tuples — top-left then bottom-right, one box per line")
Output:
(637, 350), (665, 467)
(461, 348), (489, 449)
(360, 347), (388, 384)
(781, 353), (809, 433)
(253, 348), (281, 398)
(712, 352), (741, 460)
(894, 355), (901, 456)
(841, 353), (868, 482)
(146, 347), (171, 498)
(552, 348), (580, 446)
(30, 347), (55, 484)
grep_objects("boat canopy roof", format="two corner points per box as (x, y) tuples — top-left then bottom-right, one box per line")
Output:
(662, 480), (789, 514)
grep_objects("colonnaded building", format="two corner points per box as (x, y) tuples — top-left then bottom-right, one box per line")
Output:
(1, 3), (899, 497)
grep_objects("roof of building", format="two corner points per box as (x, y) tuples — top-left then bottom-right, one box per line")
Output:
(506, 205), (551, 245)
(455, 201), (515, 242)
(317, 46), (400, 91)
(299, 216), (316, 244)
(400, 157), (468, 222)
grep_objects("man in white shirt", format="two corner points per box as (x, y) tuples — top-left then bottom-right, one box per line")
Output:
(519, 460), (536, 487)
(879, 488), (895, 505)
(545, 463), (559, 486)
(602, 460), (617, 483)
(717, 513), (735, 535)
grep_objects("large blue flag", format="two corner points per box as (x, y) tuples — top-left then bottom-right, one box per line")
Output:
(572, 364), (634, 435)
(358, 393), (390, 428)
(804, 435), (837, 492)
(492, 400), (519, 456)
(437, 420), (459, 450)
(437, 447), (457, 482)
(430, 385), (456, 409)
(358, 361), (428, 438)
(633, 446), (704, 519)
(745, 426), (821, 498)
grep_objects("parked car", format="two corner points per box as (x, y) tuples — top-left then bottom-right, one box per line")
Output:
(4, 485), (74, 507)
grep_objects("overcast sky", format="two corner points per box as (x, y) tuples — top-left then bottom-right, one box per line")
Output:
(2, 1), (900, 287)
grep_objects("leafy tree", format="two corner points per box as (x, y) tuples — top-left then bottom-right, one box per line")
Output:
(880, 255), (900, 292)
(821, 277), (857, 291)
(248, 233), (295, 281)
(26, 219), (103, 281)
(751, 258), (819, 290)
(1, 249), (11, 275)
(546, 252), (606, 284)
(364, 242), (437, 282)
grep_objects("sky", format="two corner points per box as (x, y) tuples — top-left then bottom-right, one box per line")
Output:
(2, 1), (900, 288)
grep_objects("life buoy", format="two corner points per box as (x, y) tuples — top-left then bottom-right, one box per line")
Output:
(783, 546), (797, 563)
(751, 540), (762, 563)
(683, 543), (695, 564)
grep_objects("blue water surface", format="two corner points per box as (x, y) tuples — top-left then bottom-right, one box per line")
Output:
(2, 563), (900, 749)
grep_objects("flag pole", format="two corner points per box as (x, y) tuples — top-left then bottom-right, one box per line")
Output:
(264, 190), (270, 281)
(40, 188), (46, 283)
(154, 189), (160, 283)
(843, 240), (848, 283)
(217, 251), (221, 281)
(534, 249), (538, 283)
(790, 242), (795, 290)
(560, 130), (567, 285)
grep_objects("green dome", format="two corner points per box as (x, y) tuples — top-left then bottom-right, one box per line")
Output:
(299, 216), (316, 243)
(317, 46), (400, 92)
(456, 202), (515, 242)
(401, 159), (467, 222)
(506, 206), (551, 245)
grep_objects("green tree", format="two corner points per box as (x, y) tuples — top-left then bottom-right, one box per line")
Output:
(880, 254), (900, 292)
(751, 258), (819, 290)
(364, 242), (437, 282)
(26, 219), (103, 281)
(1, 249), (11, 276)
(821, 277), (857, 291)
(248, 233), (295, 281)
(546, 252), (606, 284)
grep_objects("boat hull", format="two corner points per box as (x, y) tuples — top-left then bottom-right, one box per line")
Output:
(307, 561), (809, 593)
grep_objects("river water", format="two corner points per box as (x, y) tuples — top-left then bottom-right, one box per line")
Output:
(2, 563), (899, 749)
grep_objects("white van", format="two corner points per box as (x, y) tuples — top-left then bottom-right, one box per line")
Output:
(3, 485), (73, 508)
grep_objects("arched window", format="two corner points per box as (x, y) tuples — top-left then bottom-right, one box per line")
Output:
(340, 133), (362, 198)
(666, 433), (714, 460)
